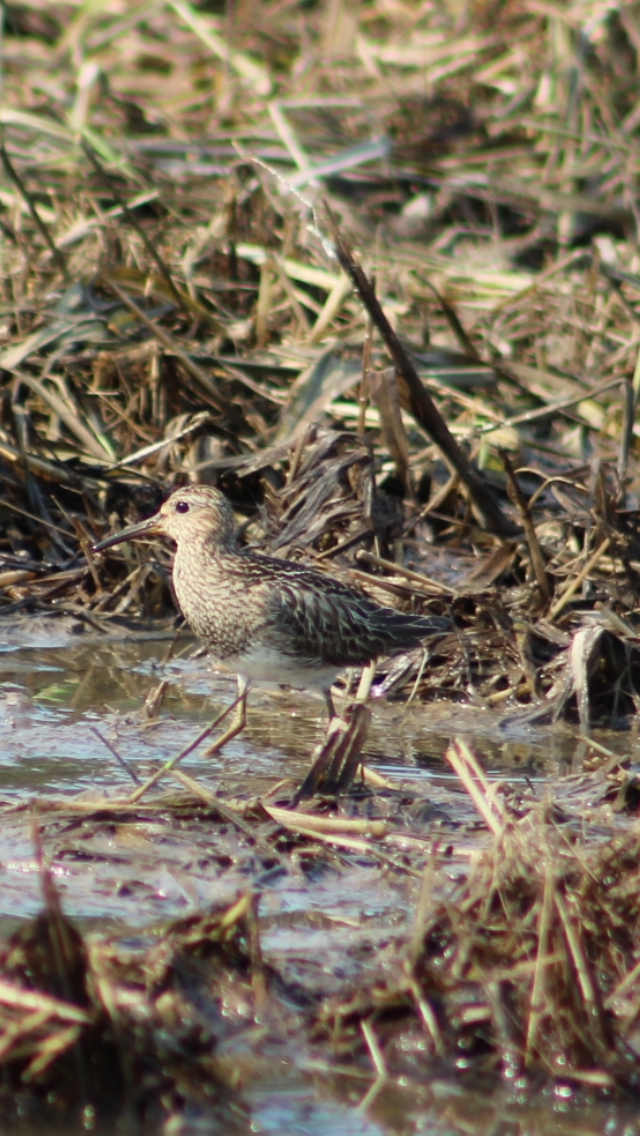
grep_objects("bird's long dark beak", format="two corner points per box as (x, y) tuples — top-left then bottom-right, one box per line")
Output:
(92, 513), (162, 553)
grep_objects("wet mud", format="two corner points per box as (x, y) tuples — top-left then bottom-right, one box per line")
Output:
(0, 625), (638, 1134)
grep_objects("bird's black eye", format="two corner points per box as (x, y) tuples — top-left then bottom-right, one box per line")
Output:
(175, 501), (190, 514)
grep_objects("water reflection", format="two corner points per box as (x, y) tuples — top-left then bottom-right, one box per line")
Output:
(0, 631), (634, 792)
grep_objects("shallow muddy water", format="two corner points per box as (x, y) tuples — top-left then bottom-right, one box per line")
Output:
(0, 618), (638, 1135)
(0, 616), (617, 801)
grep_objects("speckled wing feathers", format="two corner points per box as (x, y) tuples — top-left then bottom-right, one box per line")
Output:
(253, 555), (449, 669)
(174, 546), (449, 669)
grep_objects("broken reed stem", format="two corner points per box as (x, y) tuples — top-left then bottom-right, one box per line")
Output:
(263, 805), (387, 837)
(548, 536), (612, 620)
(554, 889), (611, 1060)
(444, 738), (507, 837)
(322, 201), (518, 538)
(358, 281), (374, 437)
(524, 865), (555, 1066)
(360, 1018), (387, 1079)
(128, 693), (244, 803)
(501, 450), (550, 602)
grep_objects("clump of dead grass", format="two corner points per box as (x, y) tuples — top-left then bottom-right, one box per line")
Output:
(0, 860), (253, 1130)
(2, 743), (640, 1120)
(0, 2), (639, 722)
(318, 742), (640, 1092)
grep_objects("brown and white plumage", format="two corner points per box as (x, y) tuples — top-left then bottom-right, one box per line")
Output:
(94, 485), (450, 715)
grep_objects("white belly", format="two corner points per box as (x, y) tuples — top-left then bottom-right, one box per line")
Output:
(220, 644), (339, 692)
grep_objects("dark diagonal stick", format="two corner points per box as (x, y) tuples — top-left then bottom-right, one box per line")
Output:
(323, 204), (519, 538)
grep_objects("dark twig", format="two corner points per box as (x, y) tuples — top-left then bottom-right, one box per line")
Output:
(0, 133), (69, 282)
(323, 203), (518, 538)
(500, 450), (551, 603)
(90, 727), (142, 786)
(81, 138), (190, 320)
(293, 702), (371, 802)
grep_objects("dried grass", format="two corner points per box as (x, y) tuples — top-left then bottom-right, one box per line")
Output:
(2, 743), (640, 1121)
(2, 0), (640, 1121)
(1, 1), (639, 723)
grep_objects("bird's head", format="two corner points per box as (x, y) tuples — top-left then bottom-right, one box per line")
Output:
(92, 485), (237, 553)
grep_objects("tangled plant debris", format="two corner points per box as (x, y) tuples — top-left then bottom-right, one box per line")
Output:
(2, 0), (640, 1126)
(3, 742), (640, 1125)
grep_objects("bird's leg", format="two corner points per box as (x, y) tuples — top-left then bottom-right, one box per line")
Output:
(323, 667), (372, 726)
(234, 674), (248, 731)
(205, 675), (248, 754)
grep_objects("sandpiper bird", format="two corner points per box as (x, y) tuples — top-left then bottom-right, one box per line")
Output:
(93, 485), (450, 726)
